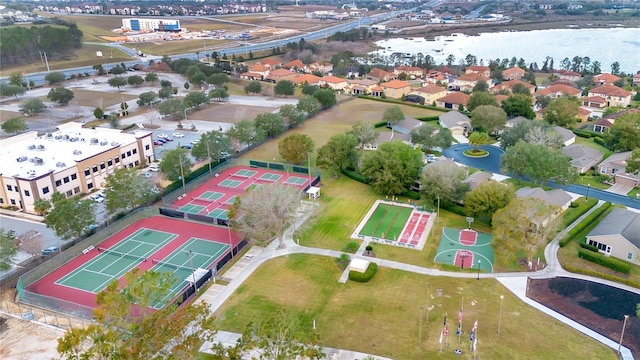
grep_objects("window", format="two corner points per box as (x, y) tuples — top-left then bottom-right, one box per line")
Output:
(55, 180), (62, 186)
(71, 173), (77, 180)
(122, 153), (127, 159)
(100, 162), (106, 170)
(132, 149), (137, 154)
(24, 190), (30, 197)
(10, 199), (16, 205)
(74, 187), (80, 194)
(6, 185), (12, 191)
(126, 151), (132, 157)
(108, 159), (113, 166)
(145, 145), (150, 150)
(42, 186), (50, 194)
(628, 253), (633, 260)
(63, 177), (70, 184)
(93, 166), (98, 173)
(0, 198), (4, 204)
(88, 183), (94, 189)
(84, 169), (90, 176)
(66, 190), (73, 197)
(115, 157), (120, 164)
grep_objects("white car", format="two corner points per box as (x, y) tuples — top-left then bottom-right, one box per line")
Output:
(190, 139), (200, 145)
(172, 132), (184, 138)
(149, 164), (160, 172)
(89, 195), (104, 203)
(157, 133), (168, 139)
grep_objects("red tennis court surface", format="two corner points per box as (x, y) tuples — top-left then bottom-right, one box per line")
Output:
(454, 250), (474, 269)
(26, 216), (242, 310)
(459, 230), (478, 246)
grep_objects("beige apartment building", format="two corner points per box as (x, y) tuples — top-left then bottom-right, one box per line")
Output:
(0, 122), (154, 214)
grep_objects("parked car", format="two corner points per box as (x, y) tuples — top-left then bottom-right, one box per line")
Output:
(190, 139), (199, 144)
(157, 133), (168, 139)
(181, 144), (193, 150)
(156, 138), (167, 144)
(172, 132), (184, 138)
(149, 164), (160, 172)
(89, 195), (104, 203)
(143, 172), (153, 179)
(164, 137), (174, 142)
(427, 154), (438, 163)
(42, 246), (59, 255)
(153, 140), (162, 146)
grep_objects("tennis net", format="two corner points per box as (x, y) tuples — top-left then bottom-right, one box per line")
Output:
(97, 247), (147, 262)
(229, 173), (251, 180)
(152, 259), (194, 273)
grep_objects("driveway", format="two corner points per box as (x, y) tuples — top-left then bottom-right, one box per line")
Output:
(606, 183), (634, 195)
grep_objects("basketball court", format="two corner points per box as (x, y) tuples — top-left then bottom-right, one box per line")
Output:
(434, 227), (494, 273)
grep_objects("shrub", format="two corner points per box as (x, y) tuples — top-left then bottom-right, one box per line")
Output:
(349, 262), (378, 282)
(579, 240), (598, 252)
(572, 129), (594, 138)
(441, 202), (466, 217)
(373, 121), (387, 128)
(365, 245), (373, 251)
(342, 241), (360, 253)
(403, 190), (421, 200)
(415, 116), (440, 122)
(593, 136), (607, 147)
(559, 202), (611, 247)
(570, 202), (579, 208)
(577, 248), (631, 274)
(563, 264), (640, 289)
(335, 253), (350, 270)
(342, 169), (370, 184)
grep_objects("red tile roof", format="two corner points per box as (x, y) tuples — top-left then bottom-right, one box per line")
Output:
(267, 68), (295, 77)
(415, 84), (446, 94)
(438, 92), (470, 105)
(291, 74), (322, 84)
(535, 84), (582, 97)
(321, 75), (346, 84)
(381, 79), (411, 89)
(589, 84), (632, 97)
(594, 73), (621, 83)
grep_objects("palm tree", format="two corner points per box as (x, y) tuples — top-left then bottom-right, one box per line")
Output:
(33, 198), (51, 216)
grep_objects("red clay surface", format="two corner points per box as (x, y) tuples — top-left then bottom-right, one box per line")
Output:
(459, 229), (477, 245)
(27, 216), (242, 309)
(454, 250), (474, 269)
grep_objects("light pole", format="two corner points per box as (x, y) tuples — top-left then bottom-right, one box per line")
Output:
(426, 283), (430, 323)
(227, 222), (234, 259)
(476, 259), (481, 280)
(618, 314), (629, 355)
(586, 183), (590, 199)
(498, 295), (504, 335)
(179, 153), (186, 190)
(186, 250), (197, 289)
(419, 306), (424, 347)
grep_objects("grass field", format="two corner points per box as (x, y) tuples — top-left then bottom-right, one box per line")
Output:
(72, 89), (137, 108)
(360, 203), (413, 240)
(122, 39), (230, 57)
(212, 254), (616, 360)
(2, 44), (131, 73)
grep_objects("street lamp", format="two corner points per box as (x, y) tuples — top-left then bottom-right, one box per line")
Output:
(618, 314), (629, 354)
(586, 183), (590, 199)
(498, 295), (504, 335)
(476, 259), (481, 280)
(186, 250), (197, 289)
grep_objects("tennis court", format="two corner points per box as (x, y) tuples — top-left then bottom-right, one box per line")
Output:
(234, 169), (257, 177)
(286, 176), (308, 185)
(55, 228), (177, 293)
(208, 208), (229, 220)
(198, 191), (225, 201)
(179, 203), (205, 214)
(219, 178), (243, 188)
(258, 173), (282, 181)
(149, 237), (230, 308)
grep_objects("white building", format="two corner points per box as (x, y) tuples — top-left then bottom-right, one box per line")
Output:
(0, 123), (154, 214)
(121, 18), (181, 33)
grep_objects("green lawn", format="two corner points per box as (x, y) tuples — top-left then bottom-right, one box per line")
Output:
(212, 254), (616, 360)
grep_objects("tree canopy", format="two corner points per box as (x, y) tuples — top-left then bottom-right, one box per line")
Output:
(108, 76), (127, 90)
(279, 104), (305, 128)
(316, 133), (358, 177)
(501, 93), (535, 119)
(382, 105), (404, 126)
(313, 89), (337, 109)
(0, 229), (18, 271)
(254, 113), (285, 138)
(244, 81), (262, 95)
(278, 134), (314, 165)
(274, 80), (295, 97)
(543, 96), (580, 126)
(19, 98), (46, 116)
(470, 105), (507, 133)
(1, 117), (28, 134)
(44, 194), (96, 240)
(604, 112), (640, 152)
(104, 167), (157, 215)
(160, 148), (193, 182)
(47, 87), (75, 105)
(420, 160), (470, 205)
(501, 141), (577, 185)
(0, 84), (26, 98)
(464, 181), (515, 221)
(44, 72), (66, 85)
(158, 98), (187, 120)
(137, 91), (158, 107)
(191, 130), (232, 163)
(500, 120), (562, 150)
(296, 95), (321, 117)
(626, 149), (640, 174)
(360, 141), (423, 195)
(185, 91), (209, 109)
(466, 92), (498, 112)
(349, 120), (378, 153)
(227, 119), (265, 147)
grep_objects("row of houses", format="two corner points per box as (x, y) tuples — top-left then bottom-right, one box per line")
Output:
(35, 3), (267, 16)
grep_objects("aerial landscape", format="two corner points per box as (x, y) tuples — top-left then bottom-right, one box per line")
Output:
(0, 0), (639, 359)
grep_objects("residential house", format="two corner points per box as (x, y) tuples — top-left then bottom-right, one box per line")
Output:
(239, 72), (263, 80)
(393, 65), (424, 79)
(561, 144), (604, 173)
(307, 61), (334, 74)
(587, 84), (632, 108)
(369, 117), (423, 150)
(291, 74), (322, 86)
(411, 84), (447, 105)
(366, 68), (397, 82)
(501, 67), (525, 81)
(491, 79), (535, 94)
(436, 92), (470, 111)
(577, 107), (591, 122)
(535, 84), (582, 99)
(283, 59), (306, 72)
(504, 116), (530, 129)
(453, 73), (492, 92)
(581, 96), (608, 118)
(424, 70), (454, 86)
(370, 86), (384, 97)
(465, 65), (490, 78)
(319, 76), (348, 91)
(585, 208), (640, 265)
(438, 111), (471, 136)
(515, 187), (573, 224)
(597, 151), (639, 187)
(265, 68), (298, 83)
(634, 73), (640, 86)
(255, 58), (281, 70)
(346, 79), (378, 95)
(380, 79), (412, 99)
(594, 73), (621, 85)
(553, 126), (576, 146)
(553, 70), (582, 82)
(246, 64), (270, 79)
(464, 171), (493, 190)
(592, 118), (614, 133)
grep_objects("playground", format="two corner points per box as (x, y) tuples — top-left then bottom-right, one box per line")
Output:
(434, 227), (494, 273)
(352, 200), (434, 250)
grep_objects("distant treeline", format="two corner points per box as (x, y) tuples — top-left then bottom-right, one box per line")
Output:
(0, 19), (83, 67)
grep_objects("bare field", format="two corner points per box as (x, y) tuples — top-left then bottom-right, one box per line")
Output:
(123, 39), (230, 57)
(71, 89), (137, 108)
(189, 103), (276, 124)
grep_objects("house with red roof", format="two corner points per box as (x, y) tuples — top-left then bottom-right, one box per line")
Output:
(465, 65), (490, 78)
(424, 70), (453, 85)
(393, 65), (424, 79)
(346, 79), (377, 95)
(291, 74), (322, 86)
(587, 84), (632, 107)
(283, 59), (306, 72)
(634, 73), (640, 86)
(255, 58), (281, 70)
(366, 68), (396, 82)
(307, 61), (333, 74)
(239, 72), (264, 81)
(380, 79), (412, 98)
(436, 92), (470, 111)
(553, 70), (582, 82)
(535, 84), (582, 98)
(247, 64), (270, 78)
(453, 73), (492, 92)
(319, 75), (348, 91)
(410, 84), (447, 105)
(492, 79), (535, 94)
(265, 68), (298, 83)
(594, 73), (621, 85)
(501, 67), (525, 81)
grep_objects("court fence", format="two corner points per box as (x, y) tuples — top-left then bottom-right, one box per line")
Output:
(16, 207), (157, 319)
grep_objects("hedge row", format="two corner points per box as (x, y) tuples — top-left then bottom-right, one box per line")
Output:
(404, 190), (421, 200)
(415, 116), (441, 122)
(559, 202), (611, 247)
(349, 262), (378, 282)
(593, 136), (607, 147)
(579, 240), (599, 253)
(577, 248), (631, 274)
(342, 169), (370, 184)
(441, 202), (467, 217)
(572, 129), (596, 138)
(563, 264), (640, 289)
(561, 198), (598, 228)
(373, 121), (387, 128)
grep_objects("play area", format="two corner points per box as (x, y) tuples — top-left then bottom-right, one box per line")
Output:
(25, 216), (241, 313)
(434, 227), (494, 273)
(352, 200), (434, 249)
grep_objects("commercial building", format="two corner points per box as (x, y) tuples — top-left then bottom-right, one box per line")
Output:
(0, 122), (154, 214)
(121, 18), (181, 33)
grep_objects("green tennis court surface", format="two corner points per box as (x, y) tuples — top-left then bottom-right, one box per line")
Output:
(198, 191), (224, 201)
(359, 203), (413, 240)
(225, 195), (237, 205)
(55, 229), (177, 293)
(286, 176), (308, 185)
(234, 169), (257, 177)
(208, 208), (229, 219)
(179, 203), (205, 214)
(219, 179), (242, 188)
(259, 173), (282, 181)
(150, 238), (230, 308)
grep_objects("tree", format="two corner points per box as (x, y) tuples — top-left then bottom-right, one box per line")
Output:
(108, 112), (120, 128)
(254, 113), (285, 138)
(524, 125), (563, 149)
(44, 72), (66, 85)
(382, 105), (404, 126)
(104, 167), (157, 215)
(110, 65), (126, 76)
(470, 105), (507, 133)
(278, 134), (314, 164)
(610, 61), (620, 75)
(467, 92), (498, 112)
(501, 141), (577, 185)
(420, 160), (470, 205)
(1, 117), (28, 134)
(0, 229), (18, 271)
(8, 72), (23, 86)
(316, 133), (358, 177)
(208, 73), (229, 86)
(235, 310), (323, 359)
(108, 76), (127, 90)
(279, 104), (305, 128)
(19, 98), (46, 116)
(158, 86), (177, 99)
(160, 148), (193, 182)
(227, 119), (265, 147)
(626, 149), (640, 174)
(511, 83), (531, 96)
(244, 81), (262, 95)
(435, 128), (455, 149)
(604, 112), (640, 151)
(464, 181), (515, 220)
(543, 96), (580, 126)
(0, 84), (26, 98)
(57, 269), (216, 359)
(44, 194), (96, 240)
(158, 98), (187, 120)
(274, 80), (295, 97)
(313, 89), (337, 109)
(472, 80), (489, 93)
(209, 88), (229, 102)
(492, 197), (559, 266)
(144, 72), (158, 83)
(93, 107), (104, 119)
(360, 141), (423, 195)
(297, 95), (321, 117)
(47, 87), (75, 105)
(33, 198), (52, 216)
(349, 120), (378, 154)
(127, 75), (145, 87)
(184, 91), (209, 109)
(501, 93), (535, 119)
(19, 230), (45, 258)
(468, 132), (490, 149)
(191, 130), (232, 164)
(536, 95), (553, 109)
(302, 84), (319, 96)
(231, 182), (301, 249)
(137, 91), (158, 107)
